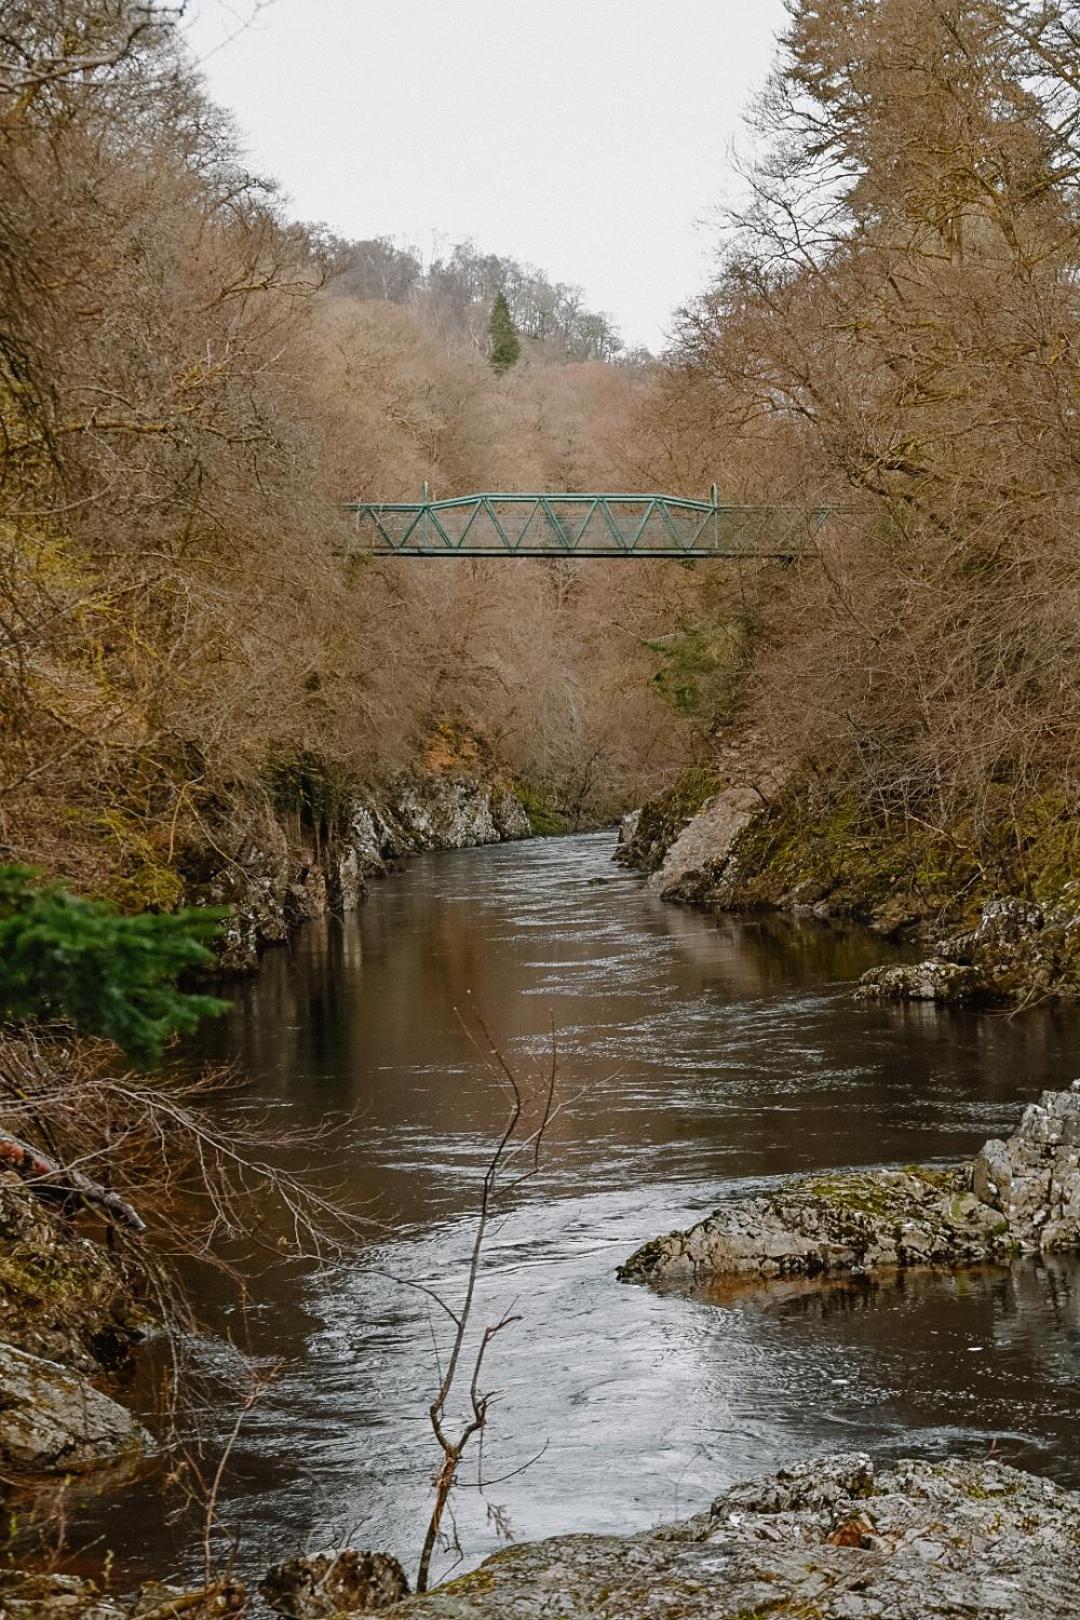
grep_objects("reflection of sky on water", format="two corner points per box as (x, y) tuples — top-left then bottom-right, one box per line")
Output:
(72, 833), (1080, 1587)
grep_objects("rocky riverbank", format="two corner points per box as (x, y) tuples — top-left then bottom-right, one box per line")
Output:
(857, 895), (1080, 1007)
(188, 766), (530, 974)
(21, 1451), (1080, 1618)
(0, 746), (535, 1591)
(619, 1084), (1080, 1286)
(0, 1169), (148, 1479)
(382, 1453), (1080, 1618)
(617, 761), (1080, 1006)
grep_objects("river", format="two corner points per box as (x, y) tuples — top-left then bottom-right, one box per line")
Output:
(76, 832), (1080, 1589)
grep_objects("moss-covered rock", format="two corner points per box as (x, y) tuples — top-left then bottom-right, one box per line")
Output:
(515, 784), (570, 837)
(704, 787), (984, 933)
(0, 1173), (144, 1374)
(614, 765), (722, 873)
(625, 769), (1080, 1002)
(618, 1163), (1007, 1285)
(858, 895), (1080, 1005)
(0, 1341), (150, 1476)
(619, 1086), (1080, 1287)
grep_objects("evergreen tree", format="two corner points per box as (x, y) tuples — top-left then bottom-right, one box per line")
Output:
(487, 291), (521, 376)
(0, 866), (227, 1068)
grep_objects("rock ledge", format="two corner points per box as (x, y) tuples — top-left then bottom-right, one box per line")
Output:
(382, 1453), (1080, 1618)
(858, 895), (1080, 1005)
(620, 1084), (1080, 1285)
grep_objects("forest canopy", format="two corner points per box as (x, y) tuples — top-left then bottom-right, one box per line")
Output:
(0, 0), (714, 904)
(4, 0), (1078, 915)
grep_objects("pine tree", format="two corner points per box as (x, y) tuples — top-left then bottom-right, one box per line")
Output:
(0, 866), (227, 1067)
(487, 292), (521, 377)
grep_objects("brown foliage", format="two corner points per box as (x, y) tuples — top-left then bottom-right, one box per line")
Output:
(639, 0), (1080, 882)
(0, 2), (711, 901)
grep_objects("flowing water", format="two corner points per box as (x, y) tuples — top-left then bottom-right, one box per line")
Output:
(77, 833), (1080, 1587)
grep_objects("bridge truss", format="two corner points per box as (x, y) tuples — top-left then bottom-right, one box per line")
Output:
(345, 493), (833, 559)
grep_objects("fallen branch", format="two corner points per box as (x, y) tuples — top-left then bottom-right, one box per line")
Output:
(0, 1127), (147, 1232)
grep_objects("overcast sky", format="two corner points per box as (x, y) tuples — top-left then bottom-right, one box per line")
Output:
(182, 1), (789, 350)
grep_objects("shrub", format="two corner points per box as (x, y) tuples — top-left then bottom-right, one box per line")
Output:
(0, 867), (226, 1067)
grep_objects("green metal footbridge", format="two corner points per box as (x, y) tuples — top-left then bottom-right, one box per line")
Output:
(345, 487), (833, 559)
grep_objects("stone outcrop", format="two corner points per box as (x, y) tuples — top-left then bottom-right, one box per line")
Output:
(0, 1171), (144, 1374)
(620, 1084), (1080, 1285)
(647, 782), (776, 901)
(613, 741), (785, 900)
(381, 1453), (1080, 1619)
(12, 1454), (1080, 1619)
(858, 894), (1080, 1006)
(614, 768), (720, 873)
(387, 774), (528, 852)
(0, 1341), (150, 1475)
(192, 773), (530, 974)
(261, 1549), (409, 1618)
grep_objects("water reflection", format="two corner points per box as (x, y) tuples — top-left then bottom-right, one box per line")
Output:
(74, 833), (1080, 1585)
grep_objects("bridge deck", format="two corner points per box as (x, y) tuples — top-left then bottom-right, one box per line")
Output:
(345, 494), (831, 558)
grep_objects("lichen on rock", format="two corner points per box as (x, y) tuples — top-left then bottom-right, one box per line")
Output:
(619, 1084), (1080, 1286)
(858, 894), (1080, 1006)
(380, 1452), (1080, 1618)
(0, 1341), (150, 1476)
(0, 1172), (144, 1374)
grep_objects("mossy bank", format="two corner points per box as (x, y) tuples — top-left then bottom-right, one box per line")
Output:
(619, 759), (1080, 1005)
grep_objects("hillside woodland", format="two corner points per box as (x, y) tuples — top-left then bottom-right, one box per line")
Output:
(5, 0), (1080, 938)
(631, 0), (1080, 934)
(0, 1), (722, 908)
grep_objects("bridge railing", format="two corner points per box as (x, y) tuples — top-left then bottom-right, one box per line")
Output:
(344, 493), (834, 558)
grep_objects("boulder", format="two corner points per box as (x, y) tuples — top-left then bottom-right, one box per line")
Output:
(346, 806), (399, 873)
(649, 785), (772, 901)
(0, 1170), (144, 1374)
(856, 958), (981, 1003)
(0, 1341), (150, 1474)
(380, 1454), (1080, 1618)
(260, 1550), (409, 1618)
(489, 784), (530, 842)
(614, 742), (784, 880)
(620, 1084), (1080, 1286)
(858, 893), (1080, 1006)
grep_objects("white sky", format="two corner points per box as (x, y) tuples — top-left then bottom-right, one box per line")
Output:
(182, 1), (789, 350)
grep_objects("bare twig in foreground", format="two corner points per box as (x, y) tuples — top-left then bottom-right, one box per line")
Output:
(410, 1011), (562, 1594)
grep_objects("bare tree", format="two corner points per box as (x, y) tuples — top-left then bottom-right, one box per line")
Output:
(395, 1012), (562, 1594)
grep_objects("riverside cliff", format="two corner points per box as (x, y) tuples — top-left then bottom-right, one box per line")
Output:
(189, 763), (530, 974)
